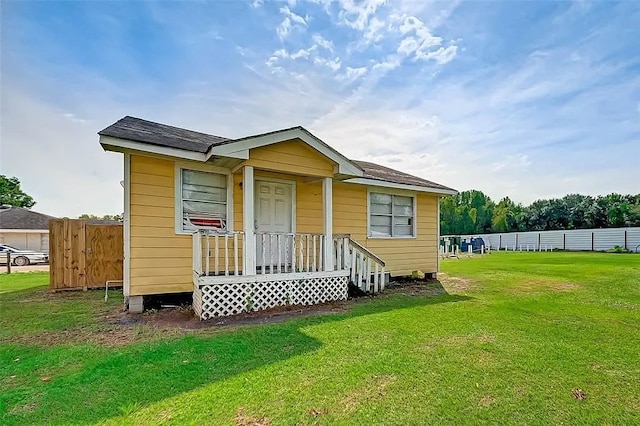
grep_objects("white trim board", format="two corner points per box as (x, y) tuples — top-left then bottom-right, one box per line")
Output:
(198, 269), (349, 286)
(123, 153), (131, 298)
(345, 178), (457, 195)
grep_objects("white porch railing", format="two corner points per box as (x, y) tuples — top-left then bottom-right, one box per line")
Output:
(192, 230), (244, 278)
(333, 234), (386, 294)
(193, 230), (331, 277)
(193, 230), (387, 294)
(256, 232), (327, 274)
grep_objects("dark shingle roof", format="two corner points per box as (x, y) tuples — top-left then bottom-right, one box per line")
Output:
(353, 161), (456, 192)
(0, 206), (56, 230)
(99, 116), (230, 153)
(99, 116), (455, 193)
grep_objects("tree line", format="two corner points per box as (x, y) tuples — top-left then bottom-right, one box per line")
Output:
(440, 190), (640, 235)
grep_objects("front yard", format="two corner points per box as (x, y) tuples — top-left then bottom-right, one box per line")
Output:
(1, 252), (638, 425)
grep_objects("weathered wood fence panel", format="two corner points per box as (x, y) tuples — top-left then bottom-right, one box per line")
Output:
(49, 219), (123, 290)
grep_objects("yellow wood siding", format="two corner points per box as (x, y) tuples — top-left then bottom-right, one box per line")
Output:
(128, 150), (439, 297)
(334, 183), (438, 276)
(243, 139), (335, 177)
(129, 155), (191, 295)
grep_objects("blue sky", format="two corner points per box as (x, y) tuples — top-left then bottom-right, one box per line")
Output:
(1, 0), (639, 217)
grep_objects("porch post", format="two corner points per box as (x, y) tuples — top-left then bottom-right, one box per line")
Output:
(243, 166), (256, 275)
(323, 177), (334, 271)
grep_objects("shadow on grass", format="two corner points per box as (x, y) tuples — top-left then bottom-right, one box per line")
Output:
(0, 282), (470, 425)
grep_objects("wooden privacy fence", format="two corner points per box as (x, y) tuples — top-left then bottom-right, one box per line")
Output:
(49, 219), (123, 290)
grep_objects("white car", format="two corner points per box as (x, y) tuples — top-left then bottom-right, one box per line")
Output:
(0, 244), (49, 266)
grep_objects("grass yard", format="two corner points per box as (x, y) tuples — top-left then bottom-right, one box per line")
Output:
(1, 253), (639, 425)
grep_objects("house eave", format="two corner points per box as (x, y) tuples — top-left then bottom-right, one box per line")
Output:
(344, 178), (458, 195)
(100, 135), (207, 162)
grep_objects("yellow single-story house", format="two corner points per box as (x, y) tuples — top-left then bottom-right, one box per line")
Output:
(99, 116), (456, 318)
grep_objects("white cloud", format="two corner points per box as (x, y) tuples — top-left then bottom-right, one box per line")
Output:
(336, 0), (387, 31)
(395, 15), (457, 63)
(276, 17), (292, 40)
(362, 17), (386, 43)
(291, 47), (313, 59)
(251, 0), (263, 8)
(280, 5), (308, 26)
(338, 66), (368, 82)
(312, 33), (333, 51)
(314, 56), (342, 71)
(276, 5), (308, 41)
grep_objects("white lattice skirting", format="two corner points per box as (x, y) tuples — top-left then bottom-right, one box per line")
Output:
(193, 272), (349, 319)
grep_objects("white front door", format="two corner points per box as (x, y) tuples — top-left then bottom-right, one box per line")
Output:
(255, 180), (294, 269)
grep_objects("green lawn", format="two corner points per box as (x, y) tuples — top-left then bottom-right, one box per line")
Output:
(0, 271), (49, 294)
(1, 253), (639, 425)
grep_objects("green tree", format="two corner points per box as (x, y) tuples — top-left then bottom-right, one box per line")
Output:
(78, 213), (123, 222)
(0, 175), (36, 208)
(440, 190), (495, 235)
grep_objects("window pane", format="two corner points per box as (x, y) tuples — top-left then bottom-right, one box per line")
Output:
(371, 202), (392, 214)
(370, 193), (392, 204)
(393, 225), (413, 236)
(371, 225), (392, 237)
(183, 185), (226, 202)
(182, 170), (226, 187)
(183, 200), (226, 216)
(393, 195), (413, 216)
(371, 215), (392, 227)
(393, 216), (412, 226)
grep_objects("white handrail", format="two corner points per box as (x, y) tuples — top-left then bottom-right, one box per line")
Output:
(333, 235), (386, 294)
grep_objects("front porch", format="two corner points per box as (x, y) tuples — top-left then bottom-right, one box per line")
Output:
(189, 165), (388, 319)
(191, 230), (386, 319)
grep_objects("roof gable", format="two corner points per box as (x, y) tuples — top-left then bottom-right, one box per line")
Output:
(208, 126), (363, 176)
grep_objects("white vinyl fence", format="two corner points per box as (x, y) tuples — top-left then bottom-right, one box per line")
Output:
(444, 227), (640, 252)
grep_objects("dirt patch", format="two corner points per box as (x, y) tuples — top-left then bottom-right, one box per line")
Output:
(508, 279), (580, 295)
(479, 396), (496, 407)
(422, 332), (496, 351)
(342, 374), (397, 414)
(8, 402), (37, 415)
(571, 388), (587, 400)
(6, 279), (451, 347)
(235, 407), (270, 426)
(385, 279), (448, 297)
(0, 264), (49, 274)
(197, 302), (351, 328)
(438, 273), (476, 293)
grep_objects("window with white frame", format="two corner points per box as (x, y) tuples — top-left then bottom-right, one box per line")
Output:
(369, 192), (415, 237)
(179, 169), (227, 232)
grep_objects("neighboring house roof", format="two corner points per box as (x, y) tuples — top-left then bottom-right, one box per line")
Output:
(353, 161), (456, 193)
(99, 116), (457, 195)
(0, 206), (55, 230)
